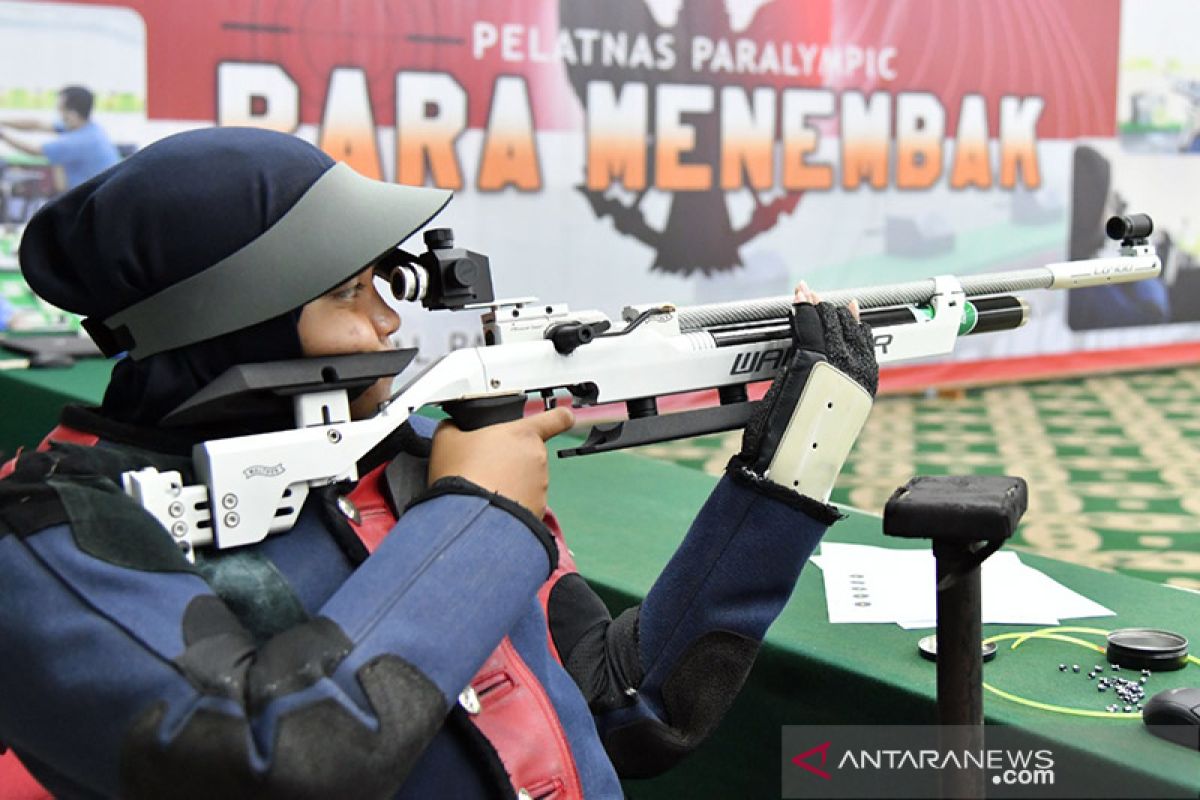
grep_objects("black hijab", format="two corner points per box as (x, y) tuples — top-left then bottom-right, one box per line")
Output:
(20, 128), (335, 430)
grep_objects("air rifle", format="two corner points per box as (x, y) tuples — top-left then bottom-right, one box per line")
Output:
(121, 214), (1160, 558)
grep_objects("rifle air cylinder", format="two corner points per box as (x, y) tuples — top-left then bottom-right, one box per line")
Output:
(876, 296), (1029, 335)
(705, 295), (1028, 348)
(965, 296), (1029, 334)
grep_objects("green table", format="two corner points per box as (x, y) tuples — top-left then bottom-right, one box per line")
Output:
(548, 446), (1200, 799)
(0, 358), (111, 457)
(3, 362), (1197, 796)
(0, 272), (109, 460)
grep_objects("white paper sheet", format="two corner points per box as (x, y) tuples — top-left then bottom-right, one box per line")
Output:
(811, 543), (1114, 628)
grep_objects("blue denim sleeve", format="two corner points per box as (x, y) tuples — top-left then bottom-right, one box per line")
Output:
(638, 473), (828, 683)
(0, 490), (550, 797)
(590, 472), (831, 776)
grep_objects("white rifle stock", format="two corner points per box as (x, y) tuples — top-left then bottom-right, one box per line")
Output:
(123, 231), (1160, 558)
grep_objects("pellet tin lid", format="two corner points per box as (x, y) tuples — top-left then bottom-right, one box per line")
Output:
(1106, 628), (1189, 672)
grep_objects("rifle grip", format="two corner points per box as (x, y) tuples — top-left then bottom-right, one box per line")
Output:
(443, 395), (526, 431)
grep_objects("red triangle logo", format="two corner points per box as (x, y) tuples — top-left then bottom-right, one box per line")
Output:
(791, 741), (832, 780)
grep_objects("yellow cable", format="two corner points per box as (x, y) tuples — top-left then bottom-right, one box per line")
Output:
(1007, 626), (1111, 650)
(981, 681), (1136, 719)
(976, 627), (1196, 718)
(1003, 632), (1106, 654)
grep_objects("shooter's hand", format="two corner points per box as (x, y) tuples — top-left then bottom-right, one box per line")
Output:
(428, 406), (576, 517)
(789, 281), (877, 398)
(731, 282), (878, 504)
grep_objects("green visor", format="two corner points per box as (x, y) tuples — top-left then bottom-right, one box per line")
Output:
(83, 163), (452, 360)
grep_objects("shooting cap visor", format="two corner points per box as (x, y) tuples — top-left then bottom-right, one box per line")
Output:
(84, 162), (451, 359)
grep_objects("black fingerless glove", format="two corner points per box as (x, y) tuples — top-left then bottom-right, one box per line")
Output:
(733, 302), (878, 475)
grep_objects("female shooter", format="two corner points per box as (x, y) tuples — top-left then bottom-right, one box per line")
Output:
(0, 127), (876, 798)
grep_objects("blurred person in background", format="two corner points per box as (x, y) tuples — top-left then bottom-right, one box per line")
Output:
(0, 85), (120, 190)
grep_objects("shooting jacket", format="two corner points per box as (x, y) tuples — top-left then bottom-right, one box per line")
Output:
(0, 406), (837, 799)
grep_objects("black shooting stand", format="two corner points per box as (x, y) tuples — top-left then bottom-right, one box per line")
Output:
(883, 475), (1028, 799)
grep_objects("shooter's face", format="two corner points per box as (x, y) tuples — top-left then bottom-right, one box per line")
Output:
(298, 266), (402, 419)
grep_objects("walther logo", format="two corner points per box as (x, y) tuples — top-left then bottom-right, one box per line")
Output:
(243, 464), (286, 479)
(1095, 261), (1138, 275)
(730, 334), (894, 375)
(730, 346), (792, 375)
